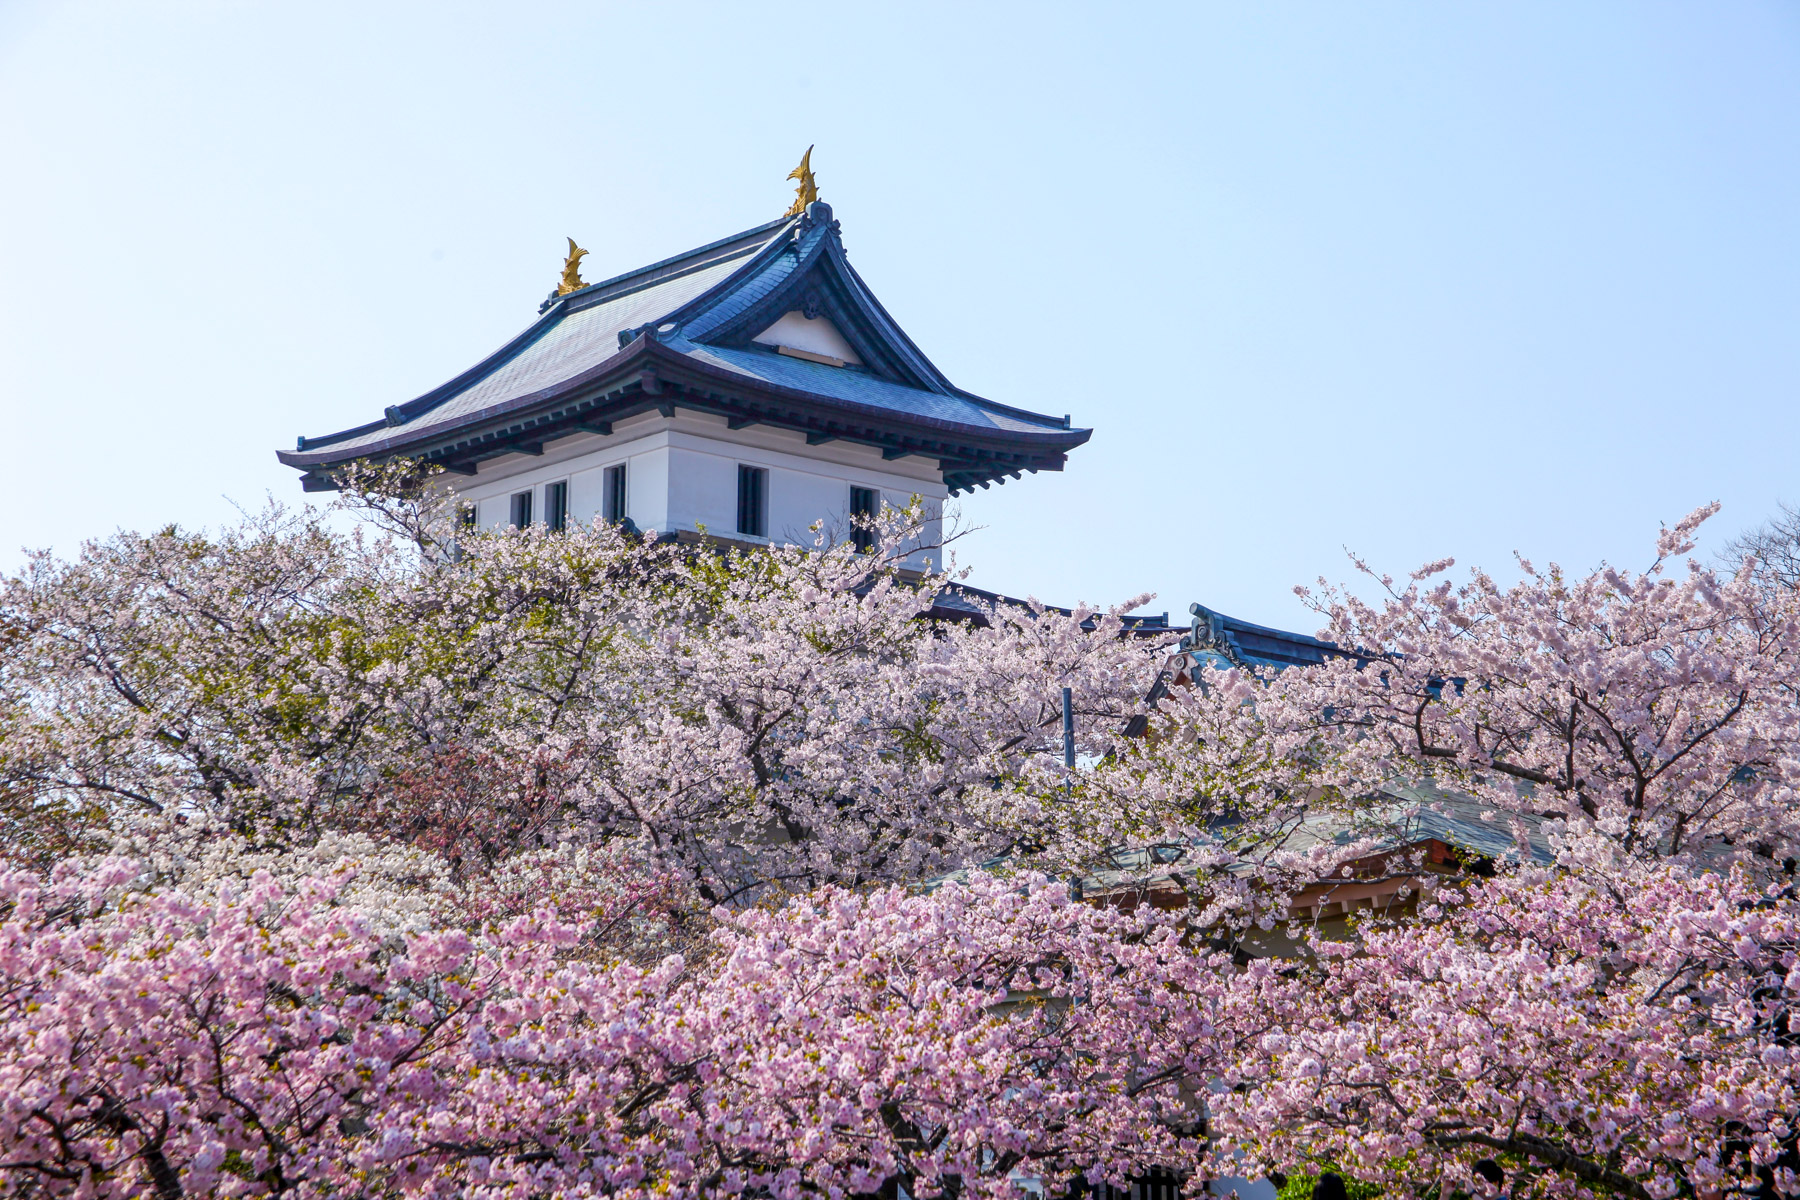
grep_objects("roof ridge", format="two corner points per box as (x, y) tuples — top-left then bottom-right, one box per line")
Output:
(671, 209), (959, 398)
(624, 216), (818, 345)
(557, 216), (792, 312)
(281, 203), (1094, 492)
(827, 248), (955, 393)
(1196, 603), (1332, 645)
(299, 217), (794, 450)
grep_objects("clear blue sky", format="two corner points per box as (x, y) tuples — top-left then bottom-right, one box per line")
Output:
(2, 2), (1795, 631)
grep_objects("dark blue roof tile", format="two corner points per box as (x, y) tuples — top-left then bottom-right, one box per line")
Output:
(281, 205), (1085, 479)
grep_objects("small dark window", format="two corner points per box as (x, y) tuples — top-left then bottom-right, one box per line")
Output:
(510, 490), (533, 529)
(737, 465), (768, 538)
(849, 486), (878, 552)
(545, 480), (568, 531)
(604, 464), (627, 524)
(459, 502), (478, 530)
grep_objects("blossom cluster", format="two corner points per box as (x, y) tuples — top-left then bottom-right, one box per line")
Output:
(5, 481), (1800, 1199)
(1213, 854), (1800, 1199)
(0, 480), (1227, 902)
(1235, 503), (1800, 869)
(0, 864), (1235, 1199)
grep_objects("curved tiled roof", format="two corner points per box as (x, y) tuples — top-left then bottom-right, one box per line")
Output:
(281, 204), (1088, 489)
(678, 344), (1063, 435)
(300, 256), (749, 459)
(1179, 602), (1347, 672)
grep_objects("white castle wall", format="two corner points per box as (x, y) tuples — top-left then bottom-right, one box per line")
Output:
(449, 408), (947, 571)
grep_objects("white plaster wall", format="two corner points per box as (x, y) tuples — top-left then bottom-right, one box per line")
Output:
(451, 413), (667, 531)
(627, 444), (671, 533)
(664, 445), (736, 536)
(567, 462), (606, 525)
(770, 466), (844, 546)
(445, 407), (946, 567)
(751, 312), (862, 364)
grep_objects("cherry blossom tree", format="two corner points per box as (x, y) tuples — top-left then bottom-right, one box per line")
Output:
(1211, 851), (1800, 1200)
(0, 860), (1242, 1200)
(1724, 501), (1800, 597)
(0, 466), (1361, 911)
(0, 473), (1204, 900)
(1183, 506), (1800, 1198)
(9, 472), (1800, 1200)
(1216, 503), (1800, 872)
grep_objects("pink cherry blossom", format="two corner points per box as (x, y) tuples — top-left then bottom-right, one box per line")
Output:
(4, 470), (1800, 1200)
(0, 861), (1241, 1199)
(1212, 854), (1800, 1200)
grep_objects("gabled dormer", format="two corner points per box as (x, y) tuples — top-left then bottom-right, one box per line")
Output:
(647, 202), (956, 396)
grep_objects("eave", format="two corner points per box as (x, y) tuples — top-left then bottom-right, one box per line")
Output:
(278, 335), (1091, 494)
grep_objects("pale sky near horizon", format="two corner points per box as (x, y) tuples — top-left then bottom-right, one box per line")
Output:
(1, 2), (1796, 632)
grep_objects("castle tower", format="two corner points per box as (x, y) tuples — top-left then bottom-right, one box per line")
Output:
(280, 187), (1089, 558)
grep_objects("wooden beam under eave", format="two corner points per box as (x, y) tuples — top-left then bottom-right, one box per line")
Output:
(572, 418), (613, 436)
(439, 461), (478, 476)
(806, 432), (838, 445)
(882, 448), (910, 461)
(728, 416), (759, 430)
(514, 443), (545, 456)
